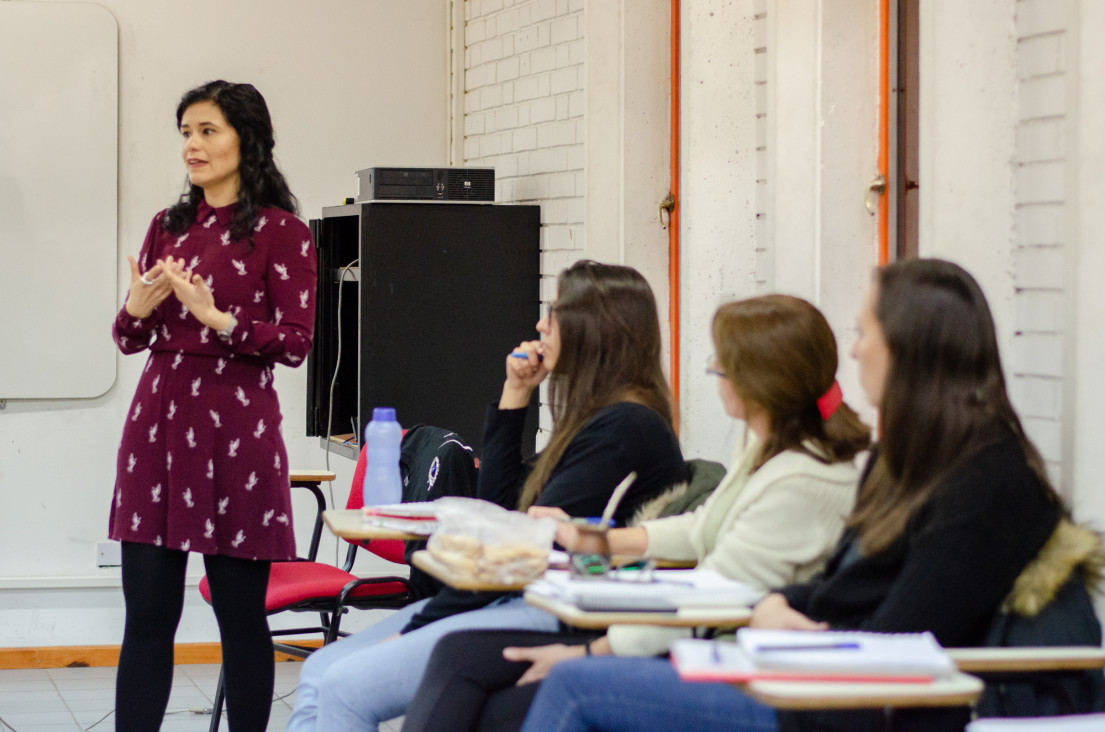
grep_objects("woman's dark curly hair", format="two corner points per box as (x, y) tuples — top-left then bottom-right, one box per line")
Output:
(163, 80), (298, 241)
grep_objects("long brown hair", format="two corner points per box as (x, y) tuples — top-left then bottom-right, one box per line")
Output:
(849, 259), (1060, 553)
(517, 261), (673, 510)
(713, 295), (870, 470)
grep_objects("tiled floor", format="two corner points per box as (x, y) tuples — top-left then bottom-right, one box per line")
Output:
(0, 662), (404, 732)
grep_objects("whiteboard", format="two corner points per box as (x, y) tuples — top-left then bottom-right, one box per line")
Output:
(0, 2), (118, 399)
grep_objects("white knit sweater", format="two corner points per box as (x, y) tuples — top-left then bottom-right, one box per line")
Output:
(607, 436), (859, 657)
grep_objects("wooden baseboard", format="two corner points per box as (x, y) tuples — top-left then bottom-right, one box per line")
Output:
(0, 639), (323, 670)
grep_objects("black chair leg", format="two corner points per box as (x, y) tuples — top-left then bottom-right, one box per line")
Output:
(208, 664), (226, 732)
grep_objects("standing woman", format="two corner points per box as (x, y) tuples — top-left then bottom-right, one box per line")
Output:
(518, 259), (1065, 732)
(110, 80), (315, 732)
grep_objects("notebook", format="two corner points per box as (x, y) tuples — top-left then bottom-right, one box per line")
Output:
(671, 630), (956, 684)
(362, 501), (438, 534)
(526, 568), (763, 612)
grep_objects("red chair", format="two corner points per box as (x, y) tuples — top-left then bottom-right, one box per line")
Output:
(199, 453), (416, 731)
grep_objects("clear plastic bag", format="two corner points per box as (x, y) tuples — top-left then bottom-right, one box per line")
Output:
(427, 497), (556, 584)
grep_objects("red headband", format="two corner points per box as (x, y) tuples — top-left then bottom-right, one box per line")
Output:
(817, 380), (843, 420)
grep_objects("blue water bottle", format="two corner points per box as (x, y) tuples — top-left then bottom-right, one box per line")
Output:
(362, 407), (403, 507)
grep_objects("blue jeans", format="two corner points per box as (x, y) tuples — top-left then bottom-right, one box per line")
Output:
(519, 656), (778, 732)
(287, 596), (561, 731)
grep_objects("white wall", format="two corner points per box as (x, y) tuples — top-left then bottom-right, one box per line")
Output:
(584, 0), (672, 352)
(917, 0), (1019, 408)
(462, 0), (586, 286)
(677, 0), (759, 462)
(1009, 0), (1072, 484)
(1069, 0), (1105, 532)
(679, 0), (880, 463)
(0, 0), (448, 646)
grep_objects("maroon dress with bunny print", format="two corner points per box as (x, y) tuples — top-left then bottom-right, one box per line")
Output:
(108, 200), (316, 560)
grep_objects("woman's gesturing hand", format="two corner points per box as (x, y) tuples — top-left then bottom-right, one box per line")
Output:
(499, 339), (548, 409)
(503, 643), (589, 686)
(749, 593), (829, 631)
(157, 256), (232, 332)
(124, 257), (172, 319)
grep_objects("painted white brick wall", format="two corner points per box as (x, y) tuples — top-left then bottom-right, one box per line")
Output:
(753, 0), (773, 289)
(464, 0), (585, 435)
(1011, 0), (1069, 485)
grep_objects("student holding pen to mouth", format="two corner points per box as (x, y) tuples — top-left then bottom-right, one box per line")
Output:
(508, 259), (1066, 732)
(288, 260), (686, 731)
(402, 294), (872, 732)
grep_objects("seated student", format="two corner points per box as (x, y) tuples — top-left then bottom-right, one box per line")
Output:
(509, 258), (1065, 732)
(287, 260), (686, 731)
(403, 294), (872, 732)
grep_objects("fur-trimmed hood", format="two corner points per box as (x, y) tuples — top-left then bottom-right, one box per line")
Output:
(1003, 518), (1105, 617)
(629, 458), (727, 526)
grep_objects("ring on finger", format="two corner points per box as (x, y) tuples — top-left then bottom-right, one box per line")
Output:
(140, 275), (155, 286)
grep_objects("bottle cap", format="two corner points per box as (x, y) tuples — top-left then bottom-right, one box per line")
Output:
(371, 407), (397, 422)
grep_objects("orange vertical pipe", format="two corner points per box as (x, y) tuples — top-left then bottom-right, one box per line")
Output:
(669, 0), (681, 418)
(877, 0), (890, 265)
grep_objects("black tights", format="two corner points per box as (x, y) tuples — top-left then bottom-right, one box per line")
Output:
(116, 541), (273, 732)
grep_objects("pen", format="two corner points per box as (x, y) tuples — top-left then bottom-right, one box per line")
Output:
(755, 642), (861, 652)
(510, 351), (544, 361)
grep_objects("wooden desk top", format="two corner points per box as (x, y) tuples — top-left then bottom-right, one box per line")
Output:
(322, 509), (428, 542)
(289, 469), (337, 484)
(410, 550), (539, 592)
(948, 646), (1105, 673)
(523, 590), (753, 630)
(741, 671), (984, 711)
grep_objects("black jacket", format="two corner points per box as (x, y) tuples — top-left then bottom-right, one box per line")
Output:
(401, 401), (685, 633)
(778, 437), (1062, 732)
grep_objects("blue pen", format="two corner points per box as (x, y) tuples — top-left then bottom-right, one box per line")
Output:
(755, 642), (861, 652)
(510, 351), (544, 361)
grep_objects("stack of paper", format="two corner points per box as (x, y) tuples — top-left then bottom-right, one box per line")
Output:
(526, 568), (763, 612)
(361, 501), (438, 535)
(672, 629), (956, 684)
(967, 713), (1105, 731)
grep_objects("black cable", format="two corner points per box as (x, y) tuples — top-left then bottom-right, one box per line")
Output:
(324, 258), (359, 563)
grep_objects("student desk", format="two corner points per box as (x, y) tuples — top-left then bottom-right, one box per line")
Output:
(738, 672), (984, 711)
(947, 646), (1105, 674)
(290, 469), (337, 487)
(407, 547), (751, 630)
(730, 647), (1105, 730)
(523, 590), (753, 631)
(289, 470), (337, 558)
(321, 508), (429, 542)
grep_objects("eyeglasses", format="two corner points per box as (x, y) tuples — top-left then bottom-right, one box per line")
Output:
(705, 353), (726, 378)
